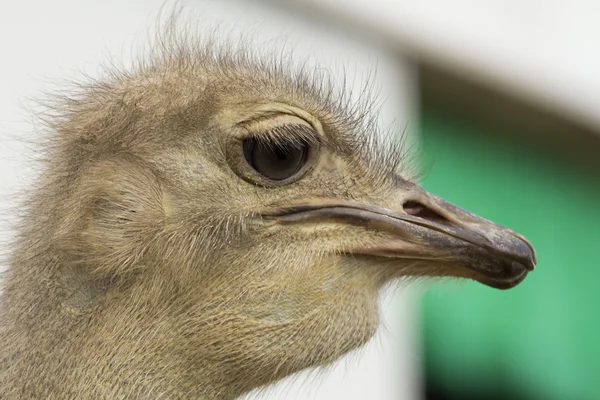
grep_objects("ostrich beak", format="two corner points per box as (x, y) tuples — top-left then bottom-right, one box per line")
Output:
(267, 190), (536, 290)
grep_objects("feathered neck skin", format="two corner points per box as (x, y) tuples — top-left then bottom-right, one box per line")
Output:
(0, 17), (535, 400)
(0, 230), (381, 399)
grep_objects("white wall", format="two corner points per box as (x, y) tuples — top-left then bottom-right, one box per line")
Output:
(0, 1), (420, 399)
(297, 0), (600, 133)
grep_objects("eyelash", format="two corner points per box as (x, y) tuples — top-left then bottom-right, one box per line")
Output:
(241, 123), (322, 148)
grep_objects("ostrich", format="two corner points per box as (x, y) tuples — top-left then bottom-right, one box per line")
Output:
(0, 21), (535, 400)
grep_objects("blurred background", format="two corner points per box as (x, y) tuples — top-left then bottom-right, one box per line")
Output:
(1, 1), (599, 399)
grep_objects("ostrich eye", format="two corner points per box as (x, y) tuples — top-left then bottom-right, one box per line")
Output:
(242, 138), (308, 181)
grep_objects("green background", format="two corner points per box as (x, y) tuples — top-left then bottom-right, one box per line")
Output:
(419, 108), (600, 400)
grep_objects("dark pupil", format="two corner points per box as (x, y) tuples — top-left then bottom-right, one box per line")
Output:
(243, 138), (308, 181)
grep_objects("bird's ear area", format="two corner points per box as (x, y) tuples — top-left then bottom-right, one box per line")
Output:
(53, 157), (166, 280)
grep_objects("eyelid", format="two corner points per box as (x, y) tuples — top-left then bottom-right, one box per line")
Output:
(235, 109), (325, 143)
(234, 121), (321, 152)
(247, 124), (321, 146)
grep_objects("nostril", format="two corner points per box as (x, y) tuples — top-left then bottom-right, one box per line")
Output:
(403, 201), (448, 224)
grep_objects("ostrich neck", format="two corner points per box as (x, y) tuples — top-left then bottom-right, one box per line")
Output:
(0, 264), (243, 400)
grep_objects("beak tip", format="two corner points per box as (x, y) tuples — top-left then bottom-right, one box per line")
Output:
(524, 240), (537, 271)
(529, 255), (537, 271)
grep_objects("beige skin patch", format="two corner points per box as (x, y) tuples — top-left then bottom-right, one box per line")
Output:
(217, 102), (326, 140)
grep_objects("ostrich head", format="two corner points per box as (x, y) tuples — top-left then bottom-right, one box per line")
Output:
(0, 23), (536, 400)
